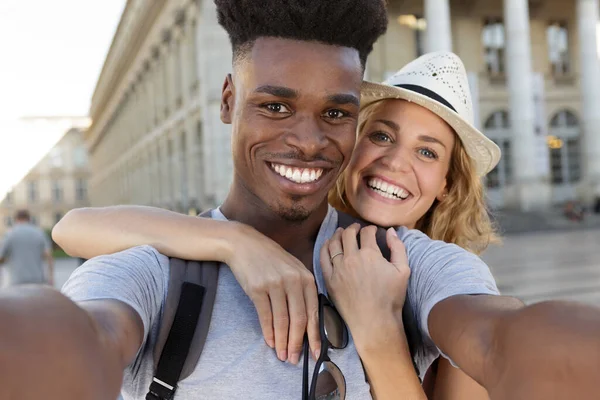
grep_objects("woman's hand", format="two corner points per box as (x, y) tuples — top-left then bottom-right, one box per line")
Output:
(322, 224), (426, 399)
(320, 224), (410, 349)
(224, 223), (320, 365)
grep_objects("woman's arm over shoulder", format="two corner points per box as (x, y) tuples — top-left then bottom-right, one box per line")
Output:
(52, 206), (243, 261)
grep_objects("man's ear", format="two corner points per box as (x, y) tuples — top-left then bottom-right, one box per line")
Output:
(220, 74), (234, 124)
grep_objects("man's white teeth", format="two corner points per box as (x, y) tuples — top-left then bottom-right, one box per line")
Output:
(367, 177), (409, 200)
(272, 163), (323, 184)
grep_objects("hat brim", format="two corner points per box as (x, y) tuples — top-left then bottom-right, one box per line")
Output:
(360, 81), (501, 176)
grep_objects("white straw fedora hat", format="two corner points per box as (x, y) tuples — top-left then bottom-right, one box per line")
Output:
(360, 51), (501, 176)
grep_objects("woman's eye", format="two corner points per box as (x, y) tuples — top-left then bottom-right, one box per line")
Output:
(418, 148), (438, 159)
(324, 109), (347, 119)
(369, 131), (393, 143)
(265, 103), (290, 113)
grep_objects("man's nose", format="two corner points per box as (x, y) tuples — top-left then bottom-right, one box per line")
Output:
(283, 115), (329, 158)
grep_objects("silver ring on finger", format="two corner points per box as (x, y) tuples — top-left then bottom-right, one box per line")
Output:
(330, 251), (344, 263)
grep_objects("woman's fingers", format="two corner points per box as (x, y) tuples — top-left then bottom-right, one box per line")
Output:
(269, 287), (290, 362)
(341, 224), (361, 255)
(328, 228), (345, 268)
(359, 225), (380, 253)
(387, 227), (409, 272)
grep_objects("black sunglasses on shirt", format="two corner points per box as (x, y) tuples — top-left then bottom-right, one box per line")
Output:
(302, 293), (349, 400)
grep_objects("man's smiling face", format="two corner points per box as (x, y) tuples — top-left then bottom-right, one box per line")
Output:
(221, 37), (363, 221)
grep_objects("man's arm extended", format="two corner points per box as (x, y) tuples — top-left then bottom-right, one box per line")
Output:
(0, 285), (144, 399)
(429, 295), (600, 399)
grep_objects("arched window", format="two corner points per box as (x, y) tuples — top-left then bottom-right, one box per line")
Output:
(548, 110), (580, 185)
(484, 111), (512, 189)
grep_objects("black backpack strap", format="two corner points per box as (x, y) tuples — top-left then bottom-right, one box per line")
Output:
(336, 211), (422, 379)
(147, 281), (205, 400)
(147, 209), (220, 400)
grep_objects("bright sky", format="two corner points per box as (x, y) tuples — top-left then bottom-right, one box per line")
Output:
(0, 0), (125, 198)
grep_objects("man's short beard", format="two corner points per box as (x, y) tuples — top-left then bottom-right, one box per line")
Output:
(275, 199), (311, 222)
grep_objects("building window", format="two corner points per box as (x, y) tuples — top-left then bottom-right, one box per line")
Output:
(482, 18), (505, 76)
(549, 110), (581, 185)
(54, 212), (63, 224)
(4, 216), (12, 227)
(397, 15), (427, 57)
(75, 179), (87, 201)
(52, 180), (63, 203)
(30, 215), (38, 226)
(73, 146), (88, 168)
(484, 111), (512, 189)
(547, 21), (570, 76)
(28, 181), (38, 203)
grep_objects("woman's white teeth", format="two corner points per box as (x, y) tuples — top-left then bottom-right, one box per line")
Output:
(272, 163), (323, 184)
(367, 177), (409, 199)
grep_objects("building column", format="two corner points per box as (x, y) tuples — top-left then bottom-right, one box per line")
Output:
(159, 135), (169, 208)
(424, 0), (452, 52)
(504, 0), (550, 210)
(171, 130), (183, 211)
(577, 0), (600, 199)
(197, 0), (233, 207)
(179, 16), (192, 106)
(184, 117), (199, 212)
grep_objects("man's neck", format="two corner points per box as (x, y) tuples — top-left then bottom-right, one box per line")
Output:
(219, 188), (328, 269)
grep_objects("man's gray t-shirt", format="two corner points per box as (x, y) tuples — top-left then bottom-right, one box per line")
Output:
(62, 206), (498, 399)
(0, 223), (51, 285)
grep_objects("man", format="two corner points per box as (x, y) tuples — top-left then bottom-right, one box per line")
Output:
(0, 1), (388, 399)
(0, 209), (54, 287)
(1, 1), (600, 399)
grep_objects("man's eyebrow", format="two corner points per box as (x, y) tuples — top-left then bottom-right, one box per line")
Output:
(254, 85), (299, 99)
(326, 93), (360, 107)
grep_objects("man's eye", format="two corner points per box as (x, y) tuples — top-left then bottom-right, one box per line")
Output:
(324, 109), (347, 119)
(265, 103), (290, 113)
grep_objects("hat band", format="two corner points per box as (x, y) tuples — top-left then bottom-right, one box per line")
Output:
(394, 84), (457, 113)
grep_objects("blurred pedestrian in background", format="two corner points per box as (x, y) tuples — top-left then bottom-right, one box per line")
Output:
(0, 209), (54, 287)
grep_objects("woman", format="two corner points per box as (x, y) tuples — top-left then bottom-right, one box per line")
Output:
(53, 52), (500, 398)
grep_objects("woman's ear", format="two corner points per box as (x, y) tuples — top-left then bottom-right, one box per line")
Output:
(436, 179), (448, 201)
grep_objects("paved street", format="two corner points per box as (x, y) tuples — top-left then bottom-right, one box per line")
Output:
(53, 257), (82, 289)
(482, 228), (600, 306)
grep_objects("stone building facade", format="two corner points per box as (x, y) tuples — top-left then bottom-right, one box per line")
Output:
(87, 0), (600, 211)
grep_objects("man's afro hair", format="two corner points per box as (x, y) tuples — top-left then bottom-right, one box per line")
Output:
(215, 0), (388, 66)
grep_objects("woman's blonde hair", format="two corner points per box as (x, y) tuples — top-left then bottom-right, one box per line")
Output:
(329, 101), (500, 255)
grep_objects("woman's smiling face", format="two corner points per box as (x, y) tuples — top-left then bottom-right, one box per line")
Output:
(344, 99), (456, 228)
